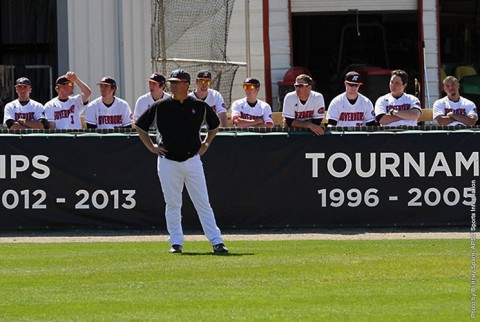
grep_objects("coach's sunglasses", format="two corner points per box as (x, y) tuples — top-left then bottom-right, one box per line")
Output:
(60, 82), (74, 87)
(243, 84), (257, 90)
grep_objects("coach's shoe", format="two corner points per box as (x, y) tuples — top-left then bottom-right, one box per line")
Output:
(169, 244), (183, 254)
(213, 243), (228, 254)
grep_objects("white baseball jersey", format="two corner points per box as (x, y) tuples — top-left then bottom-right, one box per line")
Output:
(44, 94), (86, 129)
(433, 96), (478, 126)
(133, 91), (170, 120)
(375, 93), (422, 126)
(3, 99), (45, 126)
(189, 89), (227, 115)
(282, 90), (325, 121)
(85, 97), (133, 129)
(327, 93), (375, 126)
(231, 98), (274, 125)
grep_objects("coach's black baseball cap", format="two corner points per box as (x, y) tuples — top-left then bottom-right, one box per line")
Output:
(97, 76), (117, 87)
(15, 77), (31, 86)
(196, 70), (212, 79)
(243, 77), (260, 87)
(148, 73), (166, 84)
(168, 70), (191, 83)
(345, 71), (362, 84)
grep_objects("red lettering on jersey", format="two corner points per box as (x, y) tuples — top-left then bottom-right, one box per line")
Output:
(99, 115), (122, 125)
(54, 105), (76, 120)
(239, 112), (261, 120)
(444, 107), (466, 115)
(339, 112), (364, 121)
(15, 112), (35, 121)
(295, 110), (314, 119)
(386, 103), (410, 112)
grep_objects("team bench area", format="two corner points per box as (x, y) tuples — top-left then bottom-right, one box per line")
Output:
(226, 109), (434, 126)
(79, 109), (434, 128)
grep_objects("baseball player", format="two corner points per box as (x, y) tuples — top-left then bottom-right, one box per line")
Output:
(135, 69), (228, 255)
(84, 77), (133, 129)
(375, 69), (422, 126)
(133, 73), (170, 121)
(3, 77), (47, 130)
(433, 76), (478, 126)
(326, 71), (376, 127)
(282, 74), (325, 135)
(189, 70), (229, 127)
(44, 72), (92, 129)
(231, 78), (274, 127)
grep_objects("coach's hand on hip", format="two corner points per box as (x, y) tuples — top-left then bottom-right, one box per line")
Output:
(198, 141), (210, 156)
(150, 144), (168, 156)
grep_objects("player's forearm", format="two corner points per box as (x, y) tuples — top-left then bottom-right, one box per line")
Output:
(290, 119), (313, 129)
(449, 113), (477, 126)
(24, 120), (46, 129)
(378, 114), (401, 125)
(218, 113), (229, 127)
(75, 79), (92, 103)
(435, 116), (454, 126)
(9, 123), (27, 130)
(234, 118), (264, 128)
(291, 119), (323, 129)
(395, 109), (421, 120)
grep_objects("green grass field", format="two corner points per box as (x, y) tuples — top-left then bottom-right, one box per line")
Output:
(0, 239), (473, 321)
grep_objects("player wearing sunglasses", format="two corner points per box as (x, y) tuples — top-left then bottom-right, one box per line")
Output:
(44, 71), (92, 129)
(189, 70), (229, 127)
(282, 74), (325, 136)
(326, 71), (376, 127)
(230, 78), (273, 128)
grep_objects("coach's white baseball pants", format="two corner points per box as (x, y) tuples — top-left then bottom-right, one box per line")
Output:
(157, 154), (224, 246)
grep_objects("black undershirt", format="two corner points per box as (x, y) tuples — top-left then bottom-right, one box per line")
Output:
(103, 98), (115, 108)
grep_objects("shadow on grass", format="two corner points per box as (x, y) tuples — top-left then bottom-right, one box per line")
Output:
(180, 252), (255, 257)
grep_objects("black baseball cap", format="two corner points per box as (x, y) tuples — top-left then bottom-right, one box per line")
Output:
(148, 73), (166, 84)
(243, 77), (260, 87)
(168, 70), (191, 83)
(196, 70), (212, 79)
(345, 71), (362, 84)
(56, 75), (70, 85)
(15, 77), (31, 86)
(97, 76), (117, 87)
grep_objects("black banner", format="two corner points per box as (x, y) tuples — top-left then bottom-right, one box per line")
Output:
(0, 131), (477, 229)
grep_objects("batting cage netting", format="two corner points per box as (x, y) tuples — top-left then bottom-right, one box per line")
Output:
(151, 0), (241, 108)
